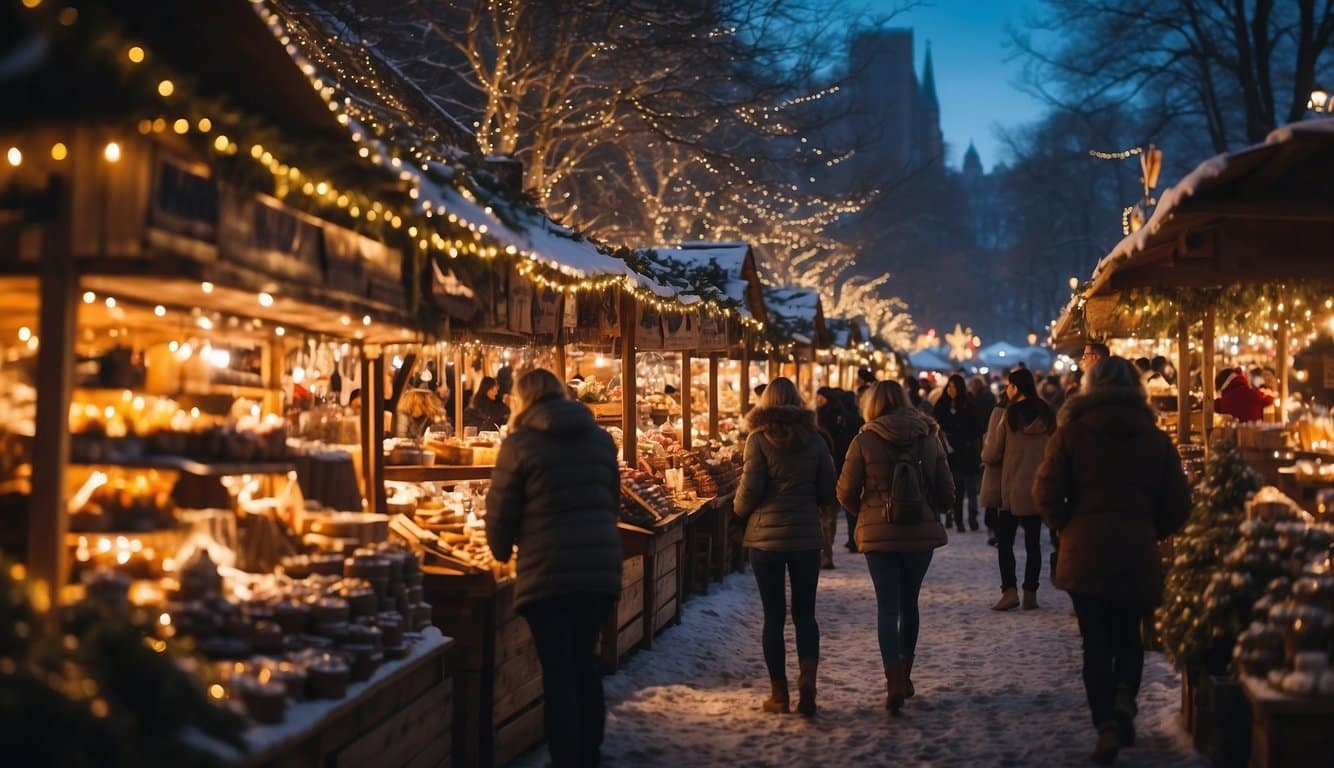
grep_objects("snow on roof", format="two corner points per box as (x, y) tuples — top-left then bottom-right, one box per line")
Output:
(763, 287), (820, 323)
(1087, 117), (1334, 297)
(637, 243), (758, 316)
(255, 0), (679, 300)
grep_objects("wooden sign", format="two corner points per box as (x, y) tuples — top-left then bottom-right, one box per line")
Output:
(532, 285), (561, 336)
(661, 307), (699, 350)
(698, 311), (729, 351)
(507, 271), (534, 334)
(563, 291), (578, 329)
(217, 186), (324, 286)
(636, 302), (665, 350)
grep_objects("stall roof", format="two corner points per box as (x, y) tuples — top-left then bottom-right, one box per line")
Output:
(633, 242), (768, 321)
(258, 0), (680, 300)
(1052, 118), (1334, 346)
(1086, 118), (1334, 297)
(764, 286), (828, 347)
(909, 348), (954, 373)
(825, 317), (867, 349)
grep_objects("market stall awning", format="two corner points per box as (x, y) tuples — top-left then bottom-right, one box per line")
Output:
(825, 316), (867, 349)
(909, 348), (954, 373)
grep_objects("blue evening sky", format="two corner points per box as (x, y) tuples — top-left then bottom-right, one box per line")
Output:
(862, 0), (1048, 171)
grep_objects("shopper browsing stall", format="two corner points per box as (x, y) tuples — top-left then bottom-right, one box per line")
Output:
(486, 369), (622, 768)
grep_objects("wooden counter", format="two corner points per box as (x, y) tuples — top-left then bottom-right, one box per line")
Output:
(192, 630), (453, 768)
(421, 568), (543, 768)
(1242, 675), (1334, 768)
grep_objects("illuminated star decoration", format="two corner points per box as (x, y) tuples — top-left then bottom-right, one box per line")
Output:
(945, 323), (973, 361)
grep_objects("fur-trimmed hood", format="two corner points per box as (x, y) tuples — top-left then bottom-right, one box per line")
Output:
(1058, 386), (1156, 433)
(747, 404), (817, 448)
(863, 406), (939, 446)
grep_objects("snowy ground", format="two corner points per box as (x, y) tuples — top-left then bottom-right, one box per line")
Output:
(511, 525), (1206, 767)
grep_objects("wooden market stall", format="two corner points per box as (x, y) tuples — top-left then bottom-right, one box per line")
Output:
(1052, 119), (1334, 465)
(0, 1), (468, 765)
(1049, 118), (1334, 766)
(762, 286), (830, 404)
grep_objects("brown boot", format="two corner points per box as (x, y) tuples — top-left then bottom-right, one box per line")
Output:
(1090, 722), (1121, 764)
(761, 679), (789, 713)
(884, 660), (905, 714)
(902, 654), (915, 699)
(992, 588), (1020, 611)
(1022, 589), (1039, 610)
(796, 660), (818, 717)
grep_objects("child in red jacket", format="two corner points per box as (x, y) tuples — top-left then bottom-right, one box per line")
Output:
(1214, 367), (1274, 423)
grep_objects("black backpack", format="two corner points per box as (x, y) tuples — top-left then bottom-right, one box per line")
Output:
(878, 436), (930, 525)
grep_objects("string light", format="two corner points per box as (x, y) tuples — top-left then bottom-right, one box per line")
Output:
(1089, 146), (1142, 160)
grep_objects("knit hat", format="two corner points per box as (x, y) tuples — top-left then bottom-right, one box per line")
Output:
(857, 368), (876, 384)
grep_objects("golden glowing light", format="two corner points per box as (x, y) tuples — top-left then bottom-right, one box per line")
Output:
(103, 142), (121, 162)
(50, 142), (67, 160)
(157, 79), (175, 97)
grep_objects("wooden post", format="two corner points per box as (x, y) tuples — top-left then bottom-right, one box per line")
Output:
(556, 341), (567, 383)
(767, 355), (779, 383)
(681, 353), (693, 451)
(360, 345), (386, 514)
(621, 292), (637, 467)
(29, 230), (77, 606)
(454, 344), (466, 437)
(1202, 303), (1216, 454)
(740, 341), (751, 413)
(1177, 312), (1191, 445)
(707, 353), (720, 441)
(1276, 293), (1289, 423)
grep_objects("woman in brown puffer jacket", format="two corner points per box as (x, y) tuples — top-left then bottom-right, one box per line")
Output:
(1033, 357), (1190, 764)
(837, 381), (953, 715)
(981, 368), (1055, 612)
(734, 377), (837, 717)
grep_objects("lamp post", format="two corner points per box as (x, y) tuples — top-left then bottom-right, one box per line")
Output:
(1309, 84), (1331, 113)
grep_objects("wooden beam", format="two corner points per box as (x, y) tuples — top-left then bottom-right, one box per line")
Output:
(681, 353), (692, 451)
(621, 292), (637, 467)
(454, 345), (465, 438)
(1201, 303), (1216, 455)
(1177, 312), (1191, 445)
(740, 340), (751, 413)
(707, 353), (720, 441)
(1277, 292), (1289, 423)
(29, 225), (77, 607)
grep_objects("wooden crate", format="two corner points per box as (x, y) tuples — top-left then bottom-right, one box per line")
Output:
(600, 544), (647, 673)
(422, 570), (544, 768)
(1242, 675), (1334, 768)
(645, 514), (685, 642)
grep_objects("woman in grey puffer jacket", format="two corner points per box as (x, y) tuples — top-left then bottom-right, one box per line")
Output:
(734, 377), (837, 717)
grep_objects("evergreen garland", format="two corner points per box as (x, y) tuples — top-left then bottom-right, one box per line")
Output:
(0, 556), (246, 767)
(1157, 439), (1261, 674)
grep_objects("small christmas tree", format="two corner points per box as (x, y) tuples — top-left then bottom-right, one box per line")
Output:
(0, 555), (246, 766)
(1158, 438), (1261, 674)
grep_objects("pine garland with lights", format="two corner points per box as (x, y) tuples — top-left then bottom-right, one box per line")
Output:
(1157, 439), (1262, 674)
(0, 557), (246, 767)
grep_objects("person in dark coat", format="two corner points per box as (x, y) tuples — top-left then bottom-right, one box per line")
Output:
(464, 375), (509, 430)
(837, 381), (953, 714)
(486, 369), (622, 768)
(839, 388), (865, 551)
(1032, 357), (1191, 764)
(734, 377), (837, 717)
(816, 386), (860, 559)
(933, 373), (983, 532)
(981, 368), (1055, 611)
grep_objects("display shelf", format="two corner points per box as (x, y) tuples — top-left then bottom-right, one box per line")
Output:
(70, 456), (295, 476)
(383, 465), (494, 483)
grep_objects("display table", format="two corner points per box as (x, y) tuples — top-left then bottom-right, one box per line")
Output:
(421, 568), (543, 768)
(189, 629), (453, 768)
(1241, 675), (1334, 768)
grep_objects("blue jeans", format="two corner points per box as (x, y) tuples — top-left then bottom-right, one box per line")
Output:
(750, 548), (821, 680)
(865, 551), (934, 664)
